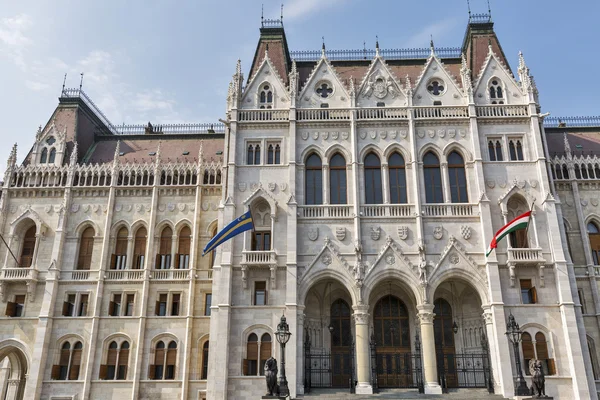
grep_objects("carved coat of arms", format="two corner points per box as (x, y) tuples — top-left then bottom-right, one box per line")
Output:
(461, 225), (471, 240)
(308, 227), (319, 241)
(335, 227), (346, 241)
(397, 226), (408, 240)
(433, 226), (443, 240)
(370, 227), (381, 241)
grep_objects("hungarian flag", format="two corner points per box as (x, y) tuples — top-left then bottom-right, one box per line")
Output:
(486, 211), (532, 257)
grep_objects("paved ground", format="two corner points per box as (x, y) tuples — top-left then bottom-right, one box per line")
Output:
(299, 388), (509, 399)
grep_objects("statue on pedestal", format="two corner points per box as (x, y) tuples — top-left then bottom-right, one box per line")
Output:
(530, 359), (546, 397)
(264, 357), (280, 397)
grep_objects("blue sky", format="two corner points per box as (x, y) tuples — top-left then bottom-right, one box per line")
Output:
(0, 0), (598, 175)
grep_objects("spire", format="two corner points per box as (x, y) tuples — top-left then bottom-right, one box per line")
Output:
(236, 59), (242, 77)
(375, 35), (380, 57)
(289, 59), (298, 96)
(198, 140), (204, 163)
(113, 141), (120, 168)
(405, 74), (413, 94)
(564, 133), (572, 157)
(349, 76), (356, 97)
(460, 53), (473, 96)
(430, 35), (435, 55)
(155, 141), (162, 166)
(321, 37), (326, 58)
(6, 143), (17, 169)
(518, 51), (527, 74)
(518, 51), (533, 93)
(70, 142), (78, 166)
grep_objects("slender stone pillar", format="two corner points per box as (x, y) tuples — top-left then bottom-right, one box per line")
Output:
(353, 306), (373, 394)
(417, 304), (442, 394)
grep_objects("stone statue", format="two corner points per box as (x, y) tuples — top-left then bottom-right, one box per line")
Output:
(530, 359), (546, 397)
(264, 356), (279, 396)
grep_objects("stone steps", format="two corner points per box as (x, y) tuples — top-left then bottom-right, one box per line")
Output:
(299, 388), (509, 399)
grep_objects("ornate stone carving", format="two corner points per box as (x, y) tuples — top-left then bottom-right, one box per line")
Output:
(331, 132), (339, 140)
(399, 130), (407, 139)
(482, 310), (493, 325)
(83, 204), (90, 213)
(486, 180), (495, 189)
(250, 182), (259, 191)
(592, 198), (599, 207)
(238, 182), (247, 192)
(71, 204), (80, 213)
(322, 131), (329, 140)
(433, 226), (443, 240)
(380, 131), (387, 139)
(308, 227), (319, 241)
(370, 226), (381, 241)
(530, 179), (539, 188)
(341, 132), (349, 140)
(460, 225), (471, 240)
(335, 227), (346, 241)
(115, 204), (122, 212)
(390, 130), (398, 139)
(449, 253), (460, 264)
(354, 312), (369, 325)
(167, 203), (176, 212)
(178, 204), (186, 212)
(322, 254), (332, 265)
(359, 131), (367, 140)
(280, 183), (287, 192)
(498, 179), (507, 188)
(136, 204), (143, 213)
(427, 129), (435, 138)
(312, 132), (319, 140)
(459, 129), (467, 138)
(268, 182), (276, 192)
(417, 129), (425, 138)
(438, 129), (446, 138)
(397, 225), (408, 240)
(417, 310), (434, 324)
(385, 254), (395, 265)
(125, 204), (132, 212)
(301, 131), (309, 140)
(448, 129), (456, 138)
(201, 201), (209, 211)
(44, 205), (52, 214)
(369, 131), (376, 139)
(581, 199), (588, 207)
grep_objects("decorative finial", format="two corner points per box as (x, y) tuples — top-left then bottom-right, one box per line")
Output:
(349, 76), (356, 97)
(405, 74), (412, 92)
(7, 143), (17, 169)
(487, 0), (492, 18)
(461, 53), (468, 71)
(198, 140), (204, 163)
(61, 73), (67, 95)
(281, 3), (284, 21)
(563, 133), (572, 154)
(261, 4), (264, 26)
(467, 0), (471, 16)
(488, 38), (493, 54)
(322, 36), (326, 53)
(375, 35), (380, 57)
(79, 72), (84, 91)
(430, 35), (435, 54)
(236, 59), (242, 76)
(518, 51), (526, 72)
(70, 142), (78, 166)
(265, 43), (269, 55)
(113, 141), (120, 167)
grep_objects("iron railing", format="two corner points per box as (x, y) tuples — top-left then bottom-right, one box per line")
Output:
(61, 88), (119, 134)
(544, 116), (600, 128)
(370, 333), (423, 392)
(469, 13), (492, 24)
(262, 18), (283, 28)
(99, 122), (225, 135)
(290, 47), (462, 62)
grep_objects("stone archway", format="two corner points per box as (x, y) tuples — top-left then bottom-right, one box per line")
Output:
(0, 343), (29, 400)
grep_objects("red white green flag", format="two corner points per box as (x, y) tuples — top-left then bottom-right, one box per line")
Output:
(486, 211), (532, 257)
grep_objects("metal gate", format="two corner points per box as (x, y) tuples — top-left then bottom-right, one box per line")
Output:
(304, 332), (355, 393)
(370, 333), (424, 393)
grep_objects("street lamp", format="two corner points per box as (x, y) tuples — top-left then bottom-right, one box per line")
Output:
(505, 312), (530, 396)
(275, 314), (292, 397)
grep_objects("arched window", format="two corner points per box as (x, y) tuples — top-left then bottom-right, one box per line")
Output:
(40, 148), (48, 164)
(535, 332), (555, 375)
(588, 222), (600, 265)
(260, 333), (272, 375)
(305, 154), (323, 205)
(244, 333), (259, 376)
(521, 332), (534, 376)
(588, 336), (599, 380)
(77, 227), (95, 270)
(53, 341), (83, 380)
(329, 153), (347, 204)
(388, 152), (407, 204)
(49, 148), (56, 163)
(201, 341), (209, 380)
(133, 227), (147, 269)
(364, 153), (383, 204)
(574, 165), (582, 179)
(176, 226), (191, 269)
(331, 299), (351, 347)
(112, 227), (128, 269)
(156, 227), (173, 269)
(251, 200), (272, 251)
(101, 340), (130, 380)
(489, 79), (504, 104)
(150, 340), (177, 380)
(488, 140), (503, 161)
(19, 226), (36, 268)
(247, 144), (261, 165)
(554, 164), (562, 179)
(507, 196), (530, 248)
(509, 139), (524, 161)
(448, 151), (468, 203)
(259, 84), (273, 109)
(267, 144), (281, 165)
(373, 295), (410, 349)
(423, 152), (443, 203)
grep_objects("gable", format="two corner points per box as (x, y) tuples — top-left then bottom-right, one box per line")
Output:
(430, 236), (484, 282)
(356, 57), (407, 107)
(241, 53), (290, 109)
(298, 56), (350, 108)
(474, 52), (525, 105)
(300, 238), (351, 282)
(413, 55), (464, 106)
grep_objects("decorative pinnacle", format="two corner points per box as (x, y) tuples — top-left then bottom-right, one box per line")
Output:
(461, 53), (468, 71)
(235, 59), (242, 76)
(156, 141), (162, 164)
(349, 76), (356, 97)
(291, 58), (297, 75)
(375, 35), (380, 57)
(518, 51), (527, 72)
(430, 35), (435, 54)
(198, 140), (204, 163)
(113, 140), (120, 167)
(563, 133), (572, 154)
(70, 142), (78, 166)
(321, 37), (326, 57)
(7, 143), (17, 168)
(405, 74), (412, 92)
(488, 38), (493, 54)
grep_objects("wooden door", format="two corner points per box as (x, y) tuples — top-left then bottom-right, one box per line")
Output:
(434, 298), (457, 388)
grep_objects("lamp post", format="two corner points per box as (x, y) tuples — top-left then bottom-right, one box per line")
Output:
(505, 312), (530, 396)
(275, 314), (291, 397)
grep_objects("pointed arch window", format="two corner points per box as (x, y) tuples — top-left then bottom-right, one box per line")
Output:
(49, 148), (56, 163)
(588, 222), (600, 265)
(244, 333), (259, 376)
(101, 341), (129, 380)
(176, 226), (191, 269)
(374, 295), (410, 348)
(535, 332), (556, 375)
(448, 151), (468, 203)
(423, 152), (443, 203)
(112, 227), (128, 269)
(201, 341), (209, 380)
(388, 152), (407, 204)
(247, 143), (261, 165)
(267, 143), (281, 165)
(331, 299), (352, 347)
(77, 227), (95, 270)
(521, 332), (534, 375)
(40, 148), (48, 164)
(509, 139), (524, 161)
(489, 79), (504, 104)
(329, 153), (347, 205)
(156, 227), (173, 269)
(364, 153), (383, 204)
(133, 227), (147, 269)
(488, 140), (503, 161)
(53, 341), (83, 380)
(19, 226), (36, 268)
(209, 227), (218, 268)
(260, 333), (272, 374)
(150, 340), (177, 380)
(305, 154), (323, 205)
(259, 84), (273, 109)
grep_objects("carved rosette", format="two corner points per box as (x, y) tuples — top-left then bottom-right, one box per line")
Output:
(417, 310), (435, 324)
(354, 311), (370, 325)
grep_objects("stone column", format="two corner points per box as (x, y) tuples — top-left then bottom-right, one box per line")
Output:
(4, 379), (19, 400)
(482, 306), (501, 393)
(353, 306), (373, 394)
(125, 237), (134, 269)
(381, 163), (389, 204)
(417, 304), (442, 394)
(322, 165), (330, 205)
(440, 162), (451, 203)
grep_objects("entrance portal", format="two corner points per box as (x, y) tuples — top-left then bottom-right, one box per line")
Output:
(0, 343), (28, 400)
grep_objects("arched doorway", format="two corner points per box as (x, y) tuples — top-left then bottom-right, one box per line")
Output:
(0, 343), (28, 400)
(434, 298), (457, 388)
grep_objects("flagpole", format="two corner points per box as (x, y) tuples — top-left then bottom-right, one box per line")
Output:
(523, 200), (534, 248)
(0, 233), (19, 265)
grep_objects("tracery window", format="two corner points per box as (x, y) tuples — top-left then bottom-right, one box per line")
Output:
(509, 139), (524, 161)
(373, 295), (410, 348)
(259, 84), (273, 109)
(427, 79), (445, 96)
(133, 227), (147, 269)
(489, 79), (504, 104)
(329, 153), (347, 204)
(100, 340), (130, 380)
(247, 143), (261, 165)
(267, 143), (281, 165)
(448, 151), (468, 203)
(488, 140), (503, 161)
(305, 154), (323, 205)
(112, 227), (128, 269)
(19, 226), (36, 268)
(176, 226), (191, 269)
(40, 148), (48, 164)
(49, 148), (56, 163)
(364, 153), (383, 204)
(77, 227), (95, 270)
(588, 222), (600, 265)
(388, 152), (407, 204)
(150, 340), (177, 380)
(52, 341), (83, 380)
(423, 152), (443, 203)
(156, 227), (173, 269)
(244, 333), (259, 376)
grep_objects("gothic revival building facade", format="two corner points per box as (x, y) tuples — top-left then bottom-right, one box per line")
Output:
(0, 12), (599, 400)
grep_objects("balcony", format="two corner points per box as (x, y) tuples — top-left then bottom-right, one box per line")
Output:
(238, 109), (289, 122)
(60, 270), (99, 281)
(242, 251), (277, 266)
(422, 204), (479, 217)
(360, 204), (414, 218)
(196, 269), (213, 280)
(414, 106), (469, 119)
(507, 248), (545, 266)
(297, 205), (353, 219)
(296, 109), (351, 122)
(0, 267), (38, 281)
(356, 107), (409, 121)
(150, 268), (191, 281)
(475, 105), (529, 118)
(104, 269), (144, 282)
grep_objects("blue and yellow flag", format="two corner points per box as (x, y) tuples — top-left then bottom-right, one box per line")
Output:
(202, 210), (254, 256)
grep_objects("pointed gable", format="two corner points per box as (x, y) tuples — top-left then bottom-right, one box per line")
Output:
(366, 236), (413, 278)
(298, 53), (350, 108)
(300, 237), (352, 282)
(356, 53), (407, 107)
(412, 53), (464, 106)
(473, 48), (524, 105)
(241, 50), (290, 109)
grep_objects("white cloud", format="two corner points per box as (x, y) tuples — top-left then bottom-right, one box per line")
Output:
(0, 14), (33, 69)
(284, 0), (347, 20)
(403, 18), (460, 48)
(25, 80), (50, 91)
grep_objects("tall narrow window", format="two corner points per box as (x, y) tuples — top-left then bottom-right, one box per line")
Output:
(201, 341), (209, 380)
(254, 281), (267, 305)
(244, 334), (259, 376)
(489, 79), (505, 104)
(40, 148), (48, 164)
(125, 294), (135, 316)
(305, 154), (323, 205)
(247, 144), (261, 165)
(156, 227), (172, 269)
(49, 148), (57, 163)
(79, 294), (89, 316)
(101, 341), (129, 380)
(6, 294), (25, 317)
(588, 222), (600, 265)
(68, 342), (83, 380)
(204, 293), (212, 316)
(448, 151), (468, 203)
(20, 226), (36, 268)
(267, 144), (281, 165)
(423, 152), (443, 203)
(488, 140), (503, 161)
(165, 341), (177, 379)
(521, 333), (534, 375)
(259, 84), (273, 109)
(112, 227), (128, 270)
(133, 227), (147, 269)
(209, 227), (217, 268)
(152, 341), (165, 379)
(156, 294), (168, 316)
(364, 153), (383, 204)
(110, 294), (122, 316)
(535, 332), (555, 375)
(260, 333), (272, 374)
(252, 232), (271, 251)
(171, 293), (180, 316)
(63, 294), (76, 316)
(520, 279), (537, 304)
(329, 153), (347, 204)
(77, 227), (95, 270)
(509, 139), (524, 161)
(176, 227), (191, 269)
(57, 342), (71, 380)
(488, 141), (495, 161)
(388, 152), (407, 204)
